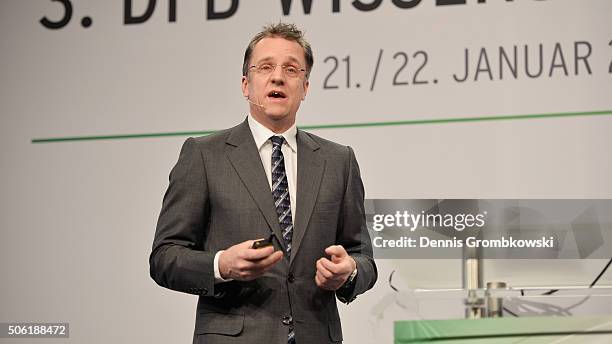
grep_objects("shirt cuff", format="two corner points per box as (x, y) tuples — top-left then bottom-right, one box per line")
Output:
(214, 250), (233, 283)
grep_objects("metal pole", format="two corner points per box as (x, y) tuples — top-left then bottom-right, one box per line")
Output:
(463, 245), (484, 319)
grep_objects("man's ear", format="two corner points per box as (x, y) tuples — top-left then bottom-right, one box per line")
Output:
(302, 79), (309, 100)
(241, 75), (249, 98)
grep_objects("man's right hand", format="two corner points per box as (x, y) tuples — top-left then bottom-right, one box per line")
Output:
(218, 240), (284, 281)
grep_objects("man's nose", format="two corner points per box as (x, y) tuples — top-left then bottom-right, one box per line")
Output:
(270, 66), (286, 84)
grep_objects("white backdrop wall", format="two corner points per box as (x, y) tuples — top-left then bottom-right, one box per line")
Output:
(1, 0), (611, 343)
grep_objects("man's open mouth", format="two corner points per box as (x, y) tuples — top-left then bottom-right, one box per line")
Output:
(267, 90), (287, 99)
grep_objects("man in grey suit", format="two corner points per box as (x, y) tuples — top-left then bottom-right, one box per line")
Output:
(150, 23), (377, 343)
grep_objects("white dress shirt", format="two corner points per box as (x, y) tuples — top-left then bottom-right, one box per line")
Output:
(213, 114), (298, 281)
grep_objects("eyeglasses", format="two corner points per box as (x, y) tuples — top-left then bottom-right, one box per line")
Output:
(248, 64), (306, 78)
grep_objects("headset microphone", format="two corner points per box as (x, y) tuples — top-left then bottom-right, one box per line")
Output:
(246, 96), (265, 110)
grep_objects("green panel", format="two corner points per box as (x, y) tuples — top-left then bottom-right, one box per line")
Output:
(395, 316), (612, 344)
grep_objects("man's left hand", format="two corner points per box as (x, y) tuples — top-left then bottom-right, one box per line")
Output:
(315, 245), (356, 291)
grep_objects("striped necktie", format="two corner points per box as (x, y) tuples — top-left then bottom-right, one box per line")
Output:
(270, 135), (293, 255)
(270, 135), (296, 344)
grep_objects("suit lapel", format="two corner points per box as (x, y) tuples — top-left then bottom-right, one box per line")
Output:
(226, 119), (286, 251)
(290, 130), (325, 265)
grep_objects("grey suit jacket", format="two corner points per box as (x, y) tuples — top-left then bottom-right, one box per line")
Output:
(150, 119), (377, 343)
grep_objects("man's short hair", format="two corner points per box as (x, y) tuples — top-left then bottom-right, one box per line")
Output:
(242, 22), (313, 79)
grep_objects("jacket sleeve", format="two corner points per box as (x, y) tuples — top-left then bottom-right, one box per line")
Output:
(335, 146), (378, 304)
(149, 137), (217, 297)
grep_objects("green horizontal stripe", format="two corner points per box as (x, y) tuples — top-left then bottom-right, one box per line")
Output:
(31, 109), (612, 144)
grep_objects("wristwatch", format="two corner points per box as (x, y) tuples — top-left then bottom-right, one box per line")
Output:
(344, 267), (357, 287)
(337, 267), (358, 304)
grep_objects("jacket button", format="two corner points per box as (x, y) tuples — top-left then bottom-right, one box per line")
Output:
(287, 273), (295, 283)
(282, 316), (293, 326)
